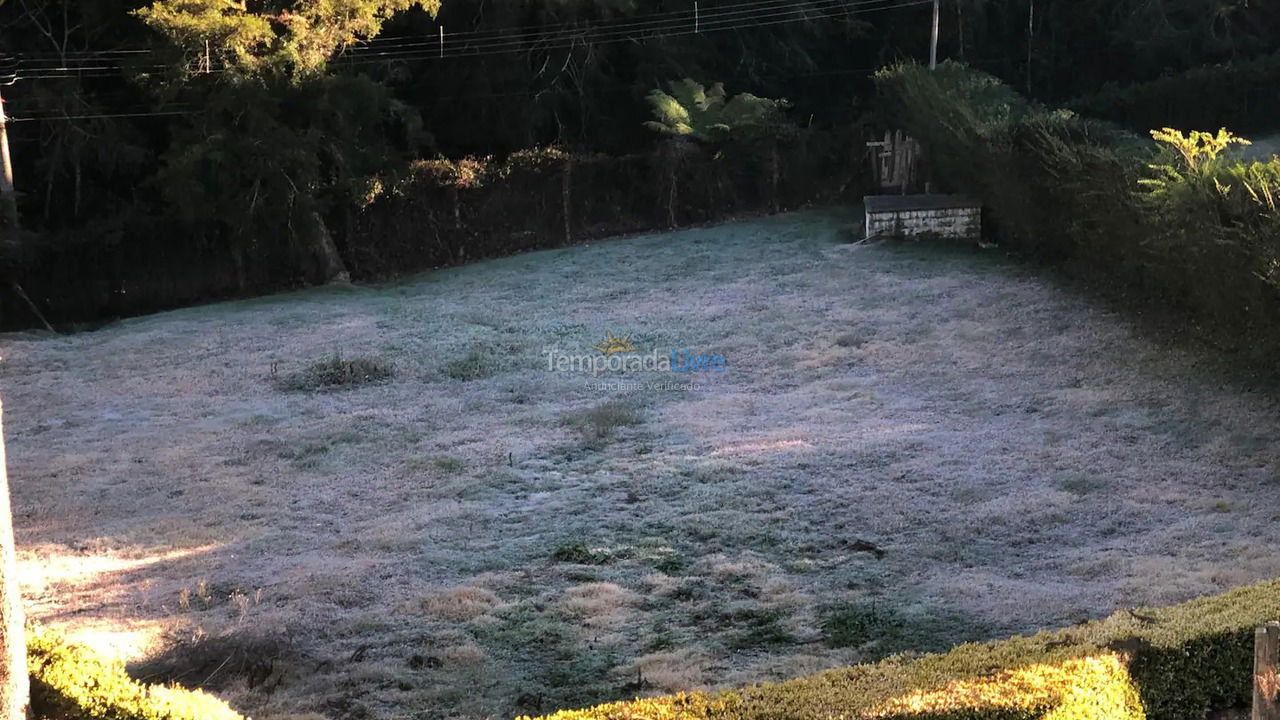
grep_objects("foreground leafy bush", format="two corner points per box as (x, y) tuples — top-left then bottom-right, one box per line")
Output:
(523, 579), (1280, 720)
(28, 626), (244, 720)
(875, 61), (1280, 360)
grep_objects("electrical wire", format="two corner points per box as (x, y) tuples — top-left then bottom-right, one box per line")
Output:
(10, 0), (930, 77)
(355, 0), (897, 51)
(7, 109), (194, 122)
(340, 0), (930, 63)
(369, 0), (853, 44)
(7, 51), (954, 122)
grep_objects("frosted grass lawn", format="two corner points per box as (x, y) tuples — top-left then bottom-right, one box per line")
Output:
(4, 207), (1280, 719)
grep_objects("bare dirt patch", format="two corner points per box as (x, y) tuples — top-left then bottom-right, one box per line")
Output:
(4, 207), (1280, 719)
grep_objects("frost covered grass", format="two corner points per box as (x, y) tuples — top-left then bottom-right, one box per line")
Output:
(3, 207), (1280, 719)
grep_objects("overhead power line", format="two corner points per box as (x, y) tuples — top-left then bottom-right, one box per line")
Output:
(339, 0), (932, 64)
(368, 0), (846, 45)
(7, 109), (194, 123)
(10, 0), (930, 78)
(355, 0), (894, 51)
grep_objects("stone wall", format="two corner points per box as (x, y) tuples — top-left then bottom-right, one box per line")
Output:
(864, 195), (981, 240)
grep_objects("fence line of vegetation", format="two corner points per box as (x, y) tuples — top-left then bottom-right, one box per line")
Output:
(876, 61), (1280, 364)
(0, 130), (861, 331)
(1070, 50), (1280, 135)
(346, 131), (855, 279)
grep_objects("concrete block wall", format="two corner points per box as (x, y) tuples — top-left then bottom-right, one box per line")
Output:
(866, 207), (981, 240)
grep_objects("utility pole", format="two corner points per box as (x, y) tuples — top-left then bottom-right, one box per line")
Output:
(929, 0), (940, 69)
(1026, 0), (1035, 94)
(0, 398), (29, 720)
(0, 86), (17, 238)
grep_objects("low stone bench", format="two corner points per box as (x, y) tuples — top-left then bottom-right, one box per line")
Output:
(864, 194), (981, 240)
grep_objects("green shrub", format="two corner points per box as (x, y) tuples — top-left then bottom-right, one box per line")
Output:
(521, 578), (1280, 720)
(644, 79), (792, 142)
(277, 353), (394, 391)
(28, 626), (245, 720)
(874, 61), (1280, 361)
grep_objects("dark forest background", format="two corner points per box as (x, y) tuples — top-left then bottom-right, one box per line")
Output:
(0, 0), (1278, 328)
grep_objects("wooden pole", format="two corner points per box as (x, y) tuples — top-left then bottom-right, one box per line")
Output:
(561, 157), (572, 244)
(1025, 0), (1035, 95)
(1256, 622), (1280, 720)
(0, 398), (29, 720)
(929, 0), (940, 70)
(0, 87), (18, 238)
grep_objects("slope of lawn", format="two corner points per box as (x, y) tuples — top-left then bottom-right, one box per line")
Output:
(3, 207), (1279, 719)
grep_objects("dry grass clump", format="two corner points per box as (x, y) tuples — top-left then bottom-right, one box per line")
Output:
(422, 586), (502, 622)
(563, 400), (643, 448)
(560, 582), (635, 627)
(276, 353), (394, 392)
(617, 649), (710, 694)
(442, 345), (504, 381)
(128, 629), (290, 692)
(439, 642), (488, 666)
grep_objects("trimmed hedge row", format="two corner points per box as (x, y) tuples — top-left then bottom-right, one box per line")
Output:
(524, 579), (1280, 720)
(28, 626), (243, 720)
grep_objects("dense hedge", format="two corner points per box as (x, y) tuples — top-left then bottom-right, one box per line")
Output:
(1071, 51), (1280, 135)
(0, 130), (861, 331)
(342, 131), (856, 280)
(524, 579), (1280, 720)
(28, 626), (244, 720)
(874, 62), (1280, 362)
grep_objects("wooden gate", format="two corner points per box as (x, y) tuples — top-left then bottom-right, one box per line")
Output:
(867, 130), (924, 193)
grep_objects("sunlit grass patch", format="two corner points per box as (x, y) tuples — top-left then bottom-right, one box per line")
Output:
(422, 586), (502, 622)
(29, 626), (247, 720)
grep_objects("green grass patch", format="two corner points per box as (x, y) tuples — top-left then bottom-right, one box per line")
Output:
(276, 353), (394, 392)
(821, 601), (900, 649)
(443, 346), (504, 381)
(550, 542), (613, 565)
